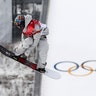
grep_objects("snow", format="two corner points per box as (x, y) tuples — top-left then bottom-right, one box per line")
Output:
(41, 0), (96, 96)
(0, 50), (35, 96)
(0, 0), (41, 96)
(0, 0), (12, 43)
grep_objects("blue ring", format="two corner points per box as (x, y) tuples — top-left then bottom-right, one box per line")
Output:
(54, 61), (79, 72)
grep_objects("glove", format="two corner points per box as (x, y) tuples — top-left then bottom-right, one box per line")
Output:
(24, 49), (31, 57)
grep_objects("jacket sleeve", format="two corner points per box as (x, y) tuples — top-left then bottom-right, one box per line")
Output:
(41, 27), (49, 35)
(28, 33), (41, 50)
(32, 33), (41, 48)
(41, 24), (49, 36)
(24, 33), (41, 56)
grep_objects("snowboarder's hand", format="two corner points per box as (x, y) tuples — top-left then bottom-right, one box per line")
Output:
(25, 49), (31, 57)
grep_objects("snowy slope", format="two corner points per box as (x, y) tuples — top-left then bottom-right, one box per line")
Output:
(41, 0), (96, 96)
(0, 47), (36, 96)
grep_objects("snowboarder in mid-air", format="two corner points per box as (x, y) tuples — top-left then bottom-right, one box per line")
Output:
(14, 14), (49, 73)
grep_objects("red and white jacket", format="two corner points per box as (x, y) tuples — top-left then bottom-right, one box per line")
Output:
(21, 15), (49, 54)
(23, 17), (41, 37)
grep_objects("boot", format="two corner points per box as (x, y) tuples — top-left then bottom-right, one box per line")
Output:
(36, 68), (46, 73)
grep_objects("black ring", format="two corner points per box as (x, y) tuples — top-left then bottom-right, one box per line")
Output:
(54, 61), (79, 72)
(81, 60), (96, 71)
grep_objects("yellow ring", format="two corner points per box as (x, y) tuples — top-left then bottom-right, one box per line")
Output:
(68, 65), (94, 77)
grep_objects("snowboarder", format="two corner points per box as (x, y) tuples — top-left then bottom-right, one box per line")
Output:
(14, 14), (49, 73)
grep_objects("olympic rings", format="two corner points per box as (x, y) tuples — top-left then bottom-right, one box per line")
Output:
(54, 61), (79, 72)
(54, 60), (96, 77)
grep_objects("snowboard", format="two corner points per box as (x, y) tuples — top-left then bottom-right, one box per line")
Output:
(0, 45), (61, 79)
